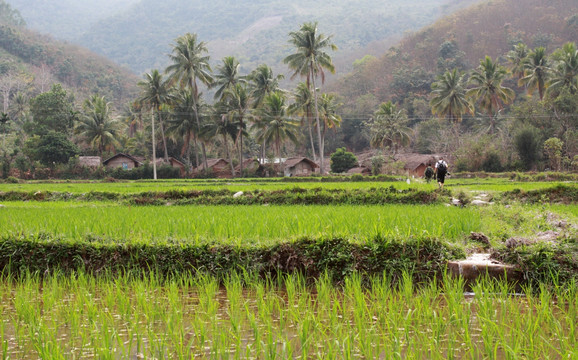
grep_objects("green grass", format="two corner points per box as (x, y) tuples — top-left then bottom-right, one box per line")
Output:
(0, 202), (481, 245)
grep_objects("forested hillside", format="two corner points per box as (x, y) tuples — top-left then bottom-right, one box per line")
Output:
(0, 0), (139, 106)
(73, 0), (476, 74)
(333, 0), (578, 111)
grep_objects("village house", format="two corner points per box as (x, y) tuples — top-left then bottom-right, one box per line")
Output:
(102, 153), (142, 170)
(155, 157), (187, 177)
(283, 157), (319, 177)
(195, 158), (231, 177)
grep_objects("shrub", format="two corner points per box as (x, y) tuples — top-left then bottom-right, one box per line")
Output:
(330, 148), (358, 173)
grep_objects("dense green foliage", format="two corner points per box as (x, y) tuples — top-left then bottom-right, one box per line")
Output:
(330, 147), (358, 173)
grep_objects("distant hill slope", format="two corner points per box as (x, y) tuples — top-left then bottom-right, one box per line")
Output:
(0, 1), (139, 105)
(6, 0), (139, 41)
(71, 0), (476, 75)
(332, 0), (578, 108)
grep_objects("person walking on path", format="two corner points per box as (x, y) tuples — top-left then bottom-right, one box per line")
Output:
(424, 163), (434, 183)
(435, 157), (449, 190)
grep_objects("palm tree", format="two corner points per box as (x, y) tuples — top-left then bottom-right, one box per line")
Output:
(288, 82), (316, 161)
(430, 68), (474, 136)
(520, 47), (550, 100)
(318, 93), (342, 156)
(254, 92), (299, 171)
(506, 43), (529, 81)
(76, 95), (121, 159)
(548, 42), (578, 96)
(284, 22), (337, 174)
(212, 56), (245, 101)
(467, 56), (515, 133)
(221, 83), (250, 176)
(137, 70), (173, 163)
(248, 64), (284, 108)
(166, 89), (198, 168)
(165, 33), (213, 170)
(365, 101), (411, 156)
(202, 101), (238, 176)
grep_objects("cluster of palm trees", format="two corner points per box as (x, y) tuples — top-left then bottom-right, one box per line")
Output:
(128, 23), (339, 178)
(429, 42), (578, 138)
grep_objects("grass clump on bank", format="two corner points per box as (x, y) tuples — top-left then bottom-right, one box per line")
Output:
(0, 235), (464, 284)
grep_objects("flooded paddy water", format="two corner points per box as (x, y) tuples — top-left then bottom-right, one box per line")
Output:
(0, 272), (575, 359)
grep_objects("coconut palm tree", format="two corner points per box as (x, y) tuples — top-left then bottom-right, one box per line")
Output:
(365, 101), (411, 157)
(430, 68), (474, 136)
(288, 82), (316, 161)
(202, 101), (238, 176)
(506, 43), (529, 81)
(548, 42), (578, 96)
(248, 64), (284, 108)
(254, 92), (299, 171)
(467, 56), (515, 134)
(520, 47), (550, 100)
(212, 56), (245, 101)
(76, 95), (122, 159)
(222, 83), (250, 176)
(166, 89), (199, 167)
(137, 70), (173, 164)
(284, 22), (337, 174)
(165, 33), (213, 170)
(318, 93), (342, 155)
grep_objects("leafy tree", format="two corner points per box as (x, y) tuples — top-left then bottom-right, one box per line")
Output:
(467, 56), (515, 134)
(330, 147), (357, 173)
(436, 40), (468, 73)
(520, 47), (550, 100)
(364, 101), (411, 156)
(165, 33), (213, 170)
(514, 126), (542, 170)
(24, 131), (78, 166)
(543, 137), (563, 171)
(28, 84), (77, 136)
(284, 22), (337, 174)
(75, 95), (121, 158)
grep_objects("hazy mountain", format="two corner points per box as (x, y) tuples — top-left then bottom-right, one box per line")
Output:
(6, 0), (139, 40)
(8, 0), (478, 76)
(0, 1), (139, 106)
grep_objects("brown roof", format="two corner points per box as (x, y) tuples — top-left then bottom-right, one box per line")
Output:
(195, 158), (229, 170)
(235, 158), (261, 171)
(78, 156), (101, 167)
(155, 157), (186, 167)
(102, 153), (143, 165)
(284, 157), (319, 168)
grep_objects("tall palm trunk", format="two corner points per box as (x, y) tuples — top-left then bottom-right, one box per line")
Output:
(157, 111), (169, 161)
(310, 65), (324, 174)
(190, 79), (209, 171)
(222, 125), (235, 176)
(238, 117), (244, 176)
(306, 107), (317, 162)
(151, 108), (157, 180)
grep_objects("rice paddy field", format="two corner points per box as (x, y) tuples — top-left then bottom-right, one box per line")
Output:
(0, 176), (577, 359)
